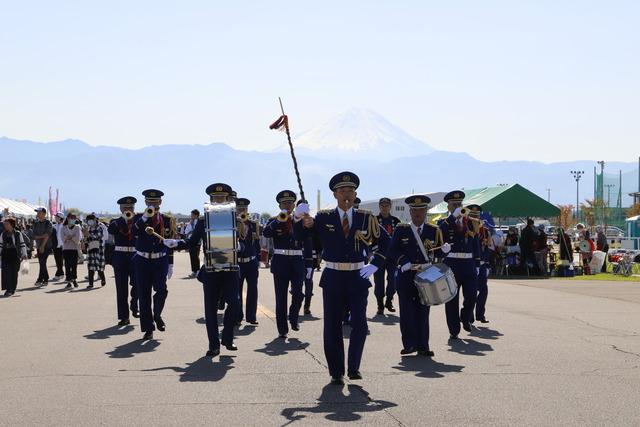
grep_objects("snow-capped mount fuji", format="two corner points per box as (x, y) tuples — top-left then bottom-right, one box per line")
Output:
(289, 108), (434, 161)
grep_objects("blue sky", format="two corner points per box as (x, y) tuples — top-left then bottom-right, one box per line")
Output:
(0, 1), (638, 162)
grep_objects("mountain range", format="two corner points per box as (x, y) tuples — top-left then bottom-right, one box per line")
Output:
(1, 108), (638, 215)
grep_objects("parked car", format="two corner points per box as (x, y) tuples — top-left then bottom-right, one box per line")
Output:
(605, 226), (625, 239)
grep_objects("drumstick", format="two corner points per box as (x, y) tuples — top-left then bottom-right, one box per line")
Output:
(145, 226), (164, 241)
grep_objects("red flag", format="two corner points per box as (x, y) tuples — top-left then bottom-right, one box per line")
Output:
(269, 114), (288, 131)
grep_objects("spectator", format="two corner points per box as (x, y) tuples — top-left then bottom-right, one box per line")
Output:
(52, 212), (66, 281)
(596, 226), (608, 272)
(184, 209), (201, 278)
(61, 214), (81, 288)
(534, 224), (549, 276)
(556, 227), (574, 263)
(504, 227), (520, 266)
(32, 207), (53, 286)
(84, 214), (106, 288)
(519, 219), (536, 270)
(0, 217), (28, 296)
(22, 223), (34, 259)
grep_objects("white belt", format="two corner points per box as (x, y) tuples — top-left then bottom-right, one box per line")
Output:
(447, 252), (473, 259)
(136, 251), (166, 259)
(273, 249), (303, 256)
(238, 256), (256, 263)
(115, 246), (136, 252)
(325, 261), (365, 271)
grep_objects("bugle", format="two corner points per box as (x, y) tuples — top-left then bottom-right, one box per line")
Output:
(277, 211), (290, 222)
(145, 206), (156, 216)
(144, 226), (164, 241)
(123, 211), (134, 220)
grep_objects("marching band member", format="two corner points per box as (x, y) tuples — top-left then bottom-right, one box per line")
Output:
(132, 189), (175, 341)
(163, 183), (240, 357)
(466, 204), (491, 324)
(374, 197), (401, 315)
(262, 190), (306, 338)
(438, 191), (481, 339)
(294, 172), (387, 385)
(236, 197), (260, 326)
(108, 196), (139, 325)
(387, 195), (449, 356)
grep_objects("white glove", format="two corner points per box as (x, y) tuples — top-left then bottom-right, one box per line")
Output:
(163, 239), (179, 248)
(476, 267), (480, 275)
(306, 267), (312, 279)
(485, 268), (490, 278)
(441, 242), (451, 253)
(359, 263), (378, 279)
(294, 203), (310, 219)
(452, 207), (462, 218)
(167, 264), (174, 280)
(400, 262), (412, 272)
(143, 207), (154, 219)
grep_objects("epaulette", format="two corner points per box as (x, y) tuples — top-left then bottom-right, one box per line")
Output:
(396, 223), (411, 227)
(356, 208), (372, 214)
(318, 209), (333, 215)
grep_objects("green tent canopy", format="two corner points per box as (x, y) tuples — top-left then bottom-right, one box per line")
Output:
(429, 184), (560, 218)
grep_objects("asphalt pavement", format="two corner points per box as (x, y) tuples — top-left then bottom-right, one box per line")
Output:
(1, 253), (639, 426)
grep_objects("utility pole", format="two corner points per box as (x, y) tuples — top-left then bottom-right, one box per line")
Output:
(546, 188), (551, 202)
(571, 170), (584, 222)
(605, 183), (615, 228)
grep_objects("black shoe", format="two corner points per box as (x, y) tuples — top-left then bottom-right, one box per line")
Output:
(87, 284), (94, 289)
(449, 334), (459, 340)
(5, 291), (14, 297)
(385, 298), (395, 313)
(304, 307), (311, 315)
(73, 281), (78, 288)
(235, 320), (242, 327)
(478, 318), (490, 323)
(41, 281), (48, 287)
(290, 322), (299, 331)
(278, 334), (287, 339)
(376, 307), (384, 315)
(154, 317), (166, 331)
(65, 283), (72, 289)
(400, 347), (417, 355)
(101, 280), (106, 287)
(347, 371), (363, 380)
(34, 281), (42, 287)
(118, 319), (130, 326)
(418, 349), (435, 357)
(131, 309), (139, 318)
(330, 376), (345, 385)
(206, 348), (220, 358)
(222, 342), (238, 351)
(462, 321), (472, 332)
(248, 321), (259, 325)
(142, 331), (153, 340)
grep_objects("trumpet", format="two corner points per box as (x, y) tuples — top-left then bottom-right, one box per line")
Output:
(238, 212), (249, 222)
(277, 211), (290, 222)
(123, 211), (134, 220)
(460, 207), (483, 222)
(145, 206), (156, 216)
(144, 226), (164, 241)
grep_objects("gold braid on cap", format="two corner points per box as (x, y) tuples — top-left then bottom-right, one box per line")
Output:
(354, 212), (381, 252)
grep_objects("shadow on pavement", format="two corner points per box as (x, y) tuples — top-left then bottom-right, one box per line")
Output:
(16, 286), (42, 293)
(139, 355), (235, 382)
(447, 338), (493, 356)
(470, 326), (503, 340)
(84, 325), (135, 340)
(235, 325), (258, 336)
(393, 356), (464, 378)
(255, 337), (310, 356)
(299, 314), (321, 323)
(281, 384), (397, 424)
(368, 314), (400, 326)
(45, 287), (72, 294)
(106, 338), (160, 358)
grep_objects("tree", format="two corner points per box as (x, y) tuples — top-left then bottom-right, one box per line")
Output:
(260, 212), (272, 222)
(627, 203), (640, 218)
(558, 205), (574, 229)
(580, 199), (606, 226)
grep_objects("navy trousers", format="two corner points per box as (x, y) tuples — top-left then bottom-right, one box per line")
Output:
(475, 265), (489, 321)
(373, 262), (396, 300)
(238, 259), (259, 323)
(134, 255), (168, 332)
(396, 271), (431, 351)
(444, 259), (478, 336)
(270, 255), (304, 335)
(200, 269), (239, 350)
(112, 252), (137, 320)
(320, 269), (370, 378)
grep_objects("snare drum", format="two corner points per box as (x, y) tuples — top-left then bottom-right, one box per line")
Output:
(413, 263), (458, 306)
(204, 201), (238, 271)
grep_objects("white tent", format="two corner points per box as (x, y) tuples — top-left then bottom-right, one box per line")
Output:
(0, 197), (40, 218)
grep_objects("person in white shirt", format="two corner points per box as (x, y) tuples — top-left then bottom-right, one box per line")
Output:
(184, 209), (201, 278)
(52, 213), (66, 281)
